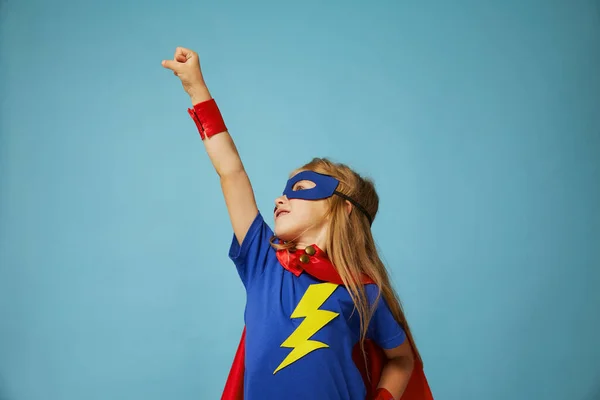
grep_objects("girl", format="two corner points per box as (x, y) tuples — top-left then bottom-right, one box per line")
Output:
(162, 47), (432, 400)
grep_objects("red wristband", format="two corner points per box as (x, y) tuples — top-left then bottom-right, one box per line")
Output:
(373, 388), (394, 400)
(187, 99), (227, 140)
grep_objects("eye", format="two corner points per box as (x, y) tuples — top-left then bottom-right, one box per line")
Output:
(292, 180), (315, 191)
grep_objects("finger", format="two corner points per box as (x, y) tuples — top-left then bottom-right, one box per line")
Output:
(176, 47), (198, 63)
(161, 59), (180, 72)
(175, 47), (191, 63)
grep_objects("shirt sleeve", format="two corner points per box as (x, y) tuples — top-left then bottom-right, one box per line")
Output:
(366, 284), (407, 349)
(228, 211), (275, 289)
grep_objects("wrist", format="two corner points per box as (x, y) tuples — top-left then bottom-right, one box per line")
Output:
(189, 85), (212, 105)
(187, 98), (227, 140)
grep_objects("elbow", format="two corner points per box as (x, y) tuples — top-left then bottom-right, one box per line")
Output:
(406, 354), (415, 374)
(393, 353), (415, 375)
(406, 349), (415, 371)
(219, 168), (249, 185)
(217, 165), (246, 180)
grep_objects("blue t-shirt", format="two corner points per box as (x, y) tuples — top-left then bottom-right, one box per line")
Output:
(229, 212), (406, 400)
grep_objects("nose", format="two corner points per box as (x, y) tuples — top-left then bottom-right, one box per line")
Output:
(274, 195), (288, 212)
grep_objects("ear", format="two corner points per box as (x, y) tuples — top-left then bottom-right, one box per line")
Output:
(345, 200), (353, 216)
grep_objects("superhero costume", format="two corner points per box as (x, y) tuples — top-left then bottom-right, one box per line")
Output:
(186, 99), (431, 398)
(219, 171), (433, 400)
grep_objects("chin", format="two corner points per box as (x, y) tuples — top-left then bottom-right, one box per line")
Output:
(274, 228), (293, 242)
(274, 223), (300, 243)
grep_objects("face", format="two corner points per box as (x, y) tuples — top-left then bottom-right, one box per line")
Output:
(274, 178), (330, 245)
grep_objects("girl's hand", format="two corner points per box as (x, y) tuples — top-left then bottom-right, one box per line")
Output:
(162, 47), (211, 104)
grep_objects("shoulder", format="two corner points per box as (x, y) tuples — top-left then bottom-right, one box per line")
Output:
(365, 283), (383, 304)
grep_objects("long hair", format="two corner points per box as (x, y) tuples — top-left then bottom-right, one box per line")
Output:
(271, 157), (421, 362)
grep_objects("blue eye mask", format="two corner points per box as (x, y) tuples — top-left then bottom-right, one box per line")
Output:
(281, 170), (373, 225)
(282, 170), (338, 200)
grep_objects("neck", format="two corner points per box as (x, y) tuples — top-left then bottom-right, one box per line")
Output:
(295, 230), (328, 252)
(295, 240), (326, 252)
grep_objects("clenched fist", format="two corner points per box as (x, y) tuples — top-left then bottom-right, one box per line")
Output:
(162, 47), (211, 104)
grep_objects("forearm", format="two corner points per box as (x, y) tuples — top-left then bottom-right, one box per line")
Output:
(376, 356), (414, 400)
(189, 86), (245, 178)
(188, 86), (258, 243)
(190, 91), (258, 242)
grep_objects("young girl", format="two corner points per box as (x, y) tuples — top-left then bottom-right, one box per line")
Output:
(162, 47), (433, 400)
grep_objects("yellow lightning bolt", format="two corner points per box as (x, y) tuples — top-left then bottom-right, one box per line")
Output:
(273, 282), (340, 374)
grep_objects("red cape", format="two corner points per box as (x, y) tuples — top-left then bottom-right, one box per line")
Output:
(221, 246), (433, 400)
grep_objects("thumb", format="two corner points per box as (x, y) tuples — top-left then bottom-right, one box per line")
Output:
(161, 59), (181, 72)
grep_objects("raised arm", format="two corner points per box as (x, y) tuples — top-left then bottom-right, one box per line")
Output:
(162, 47), (258, 244)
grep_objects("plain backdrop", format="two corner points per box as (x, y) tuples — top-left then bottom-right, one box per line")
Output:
(1, 1), (599, 399)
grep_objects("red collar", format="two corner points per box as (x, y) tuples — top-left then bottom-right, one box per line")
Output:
(276, 244), (374, 285)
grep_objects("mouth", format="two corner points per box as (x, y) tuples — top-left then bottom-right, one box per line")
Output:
(274, 208), (290, 219)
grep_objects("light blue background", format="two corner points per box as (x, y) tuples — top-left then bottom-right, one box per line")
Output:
(1, 1), (599, 399)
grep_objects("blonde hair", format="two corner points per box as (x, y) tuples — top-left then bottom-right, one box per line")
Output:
(271, 157), (422, 363)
